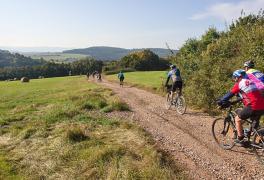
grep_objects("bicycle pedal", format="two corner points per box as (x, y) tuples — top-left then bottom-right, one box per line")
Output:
(235, 141), (251, 148)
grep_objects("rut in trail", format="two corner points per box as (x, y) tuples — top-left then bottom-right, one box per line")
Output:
(95, 79), (264, 179)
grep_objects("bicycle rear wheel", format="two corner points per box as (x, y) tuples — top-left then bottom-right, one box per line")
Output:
(253, 128), (264, 165)
(212, 117), (236, 150)
(175, 96), (187, 115)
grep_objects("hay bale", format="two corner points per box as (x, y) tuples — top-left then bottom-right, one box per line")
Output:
(21, 77), (30, 83)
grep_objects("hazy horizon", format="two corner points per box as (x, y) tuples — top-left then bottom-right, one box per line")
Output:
(0, 45), (179, 53)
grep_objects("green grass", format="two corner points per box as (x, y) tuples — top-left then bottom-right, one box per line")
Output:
(107, 71), (168, 93)
(22, 52), (89, 62)
(0, 76), (184, 179)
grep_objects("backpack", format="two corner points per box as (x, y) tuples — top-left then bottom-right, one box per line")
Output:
(247, 69), (264, 90)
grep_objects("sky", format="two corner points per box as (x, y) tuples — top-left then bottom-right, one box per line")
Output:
(0, 0), (263, 51)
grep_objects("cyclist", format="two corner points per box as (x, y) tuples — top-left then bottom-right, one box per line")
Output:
(117, 71), (125, 86)
(244, 60), (264, 96)
(165, 65), (182, 96)
(218, 69), (264, 145)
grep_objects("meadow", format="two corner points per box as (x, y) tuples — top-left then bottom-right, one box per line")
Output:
(0, 76), (184, 179)
(106, 71), (168, 93)
(22, 52), (89, 62)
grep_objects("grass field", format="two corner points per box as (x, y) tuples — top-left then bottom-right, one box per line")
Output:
(0, 76), (184, 179)
(106, 71), (168, 93)
(22, 52), (89, 62)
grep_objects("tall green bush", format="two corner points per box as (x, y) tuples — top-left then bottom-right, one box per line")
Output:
(171, 12), (264, 113)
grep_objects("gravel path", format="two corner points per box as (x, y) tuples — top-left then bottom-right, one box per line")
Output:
(96, 79), (264, 179)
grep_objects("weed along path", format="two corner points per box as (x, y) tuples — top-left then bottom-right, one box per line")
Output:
(94, 79), (264, 179)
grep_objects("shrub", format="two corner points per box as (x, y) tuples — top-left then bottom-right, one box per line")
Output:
(171, 13), (264, 113)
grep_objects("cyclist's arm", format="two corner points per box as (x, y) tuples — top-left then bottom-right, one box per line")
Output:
(165, 72), (171, 86)
(220, 91), (234, 102)
(165, 77), (170, 86)
(176, 68), (181, 77)
(219, 83), (239, 102)
(165, 71), (172, 86)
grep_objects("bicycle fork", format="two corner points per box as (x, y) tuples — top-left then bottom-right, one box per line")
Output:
(221, 117), (237, 139)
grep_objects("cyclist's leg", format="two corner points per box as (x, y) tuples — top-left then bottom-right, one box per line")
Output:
(235, 106), (253, 139)
(121, 77), (124, 85)
(178, 81), (183, 96)
(251, 110), (264, 129)
(171, 82), (177, 99)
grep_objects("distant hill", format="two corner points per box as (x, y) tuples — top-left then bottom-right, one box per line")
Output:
(0, 49), (45, 68)
(63, 46), (178, 60)
(22, 52), (89, 63)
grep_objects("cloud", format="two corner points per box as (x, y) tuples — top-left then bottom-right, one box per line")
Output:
(190, 0), (264, 22)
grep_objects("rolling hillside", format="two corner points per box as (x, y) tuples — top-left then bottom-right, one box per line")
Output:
(22, 52), (89, 63)
(63, 46), (178, 60)
(0, 50), (45, 68)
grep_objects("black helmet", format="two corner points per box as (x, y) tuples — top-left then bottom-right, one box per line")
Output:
(244, 60), (254, 68)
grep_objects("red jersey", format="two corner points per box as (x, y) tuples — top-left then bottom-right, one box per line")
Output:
(231, 79), (264, 110)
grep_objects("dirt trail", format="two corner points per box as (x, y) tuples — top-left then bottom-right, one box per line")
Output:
(96, 79), (264, 179)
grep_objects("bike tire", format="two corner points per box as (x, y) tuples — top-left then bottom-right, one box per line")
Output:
(175, 96), (187, 115)
(252, 128), (264, 165)
(212, 117), (236, 150)
(165, 93), (172, 110)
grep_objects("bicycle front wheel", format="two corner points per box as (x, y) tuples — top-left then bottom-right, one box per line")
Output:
(175, 96), (187, 115)
(212, 117), (236, 150)
(253, 128), (264, 165)
(165, 93), (172, 110)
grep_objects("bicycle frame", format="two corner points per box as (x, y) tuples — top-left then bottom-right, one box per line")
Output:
(221, 106), (237, 136)
(222, 105), (263, 149)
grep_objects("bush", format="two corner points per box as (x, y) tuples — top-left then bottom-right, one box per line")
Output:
(171, 13), (264, 113)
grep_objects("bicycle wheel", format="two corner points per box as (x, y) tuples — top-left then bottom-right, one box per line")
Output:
(165, 93), (172, 110)
(175, 96), (187, 115)
(252, 128), (264, 165)
(212, 117), (236, 150)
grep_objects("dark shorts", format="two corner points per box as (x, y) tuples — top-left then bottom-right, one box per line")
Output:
(119, 77), (124, 81)
(236, 106), (264, 128)
(171, 81), (182, 92)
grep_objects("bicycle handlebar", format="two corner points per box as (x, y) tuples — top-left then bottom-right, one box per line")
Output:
(217, 97), (242, 109)
(230, 98), (242, 105)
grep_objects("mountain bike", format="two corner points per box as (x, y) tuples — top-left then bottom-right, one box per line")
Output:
(212, 100), (264, 165)
(165, 85), (187, 115)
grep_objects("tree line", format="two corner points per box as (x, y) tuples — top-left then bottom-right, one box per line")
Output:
(0, 58), (103, 81)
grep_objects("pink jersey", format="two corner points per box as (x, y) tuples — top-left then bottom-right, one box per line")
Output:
(231, 79), (264, 110)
